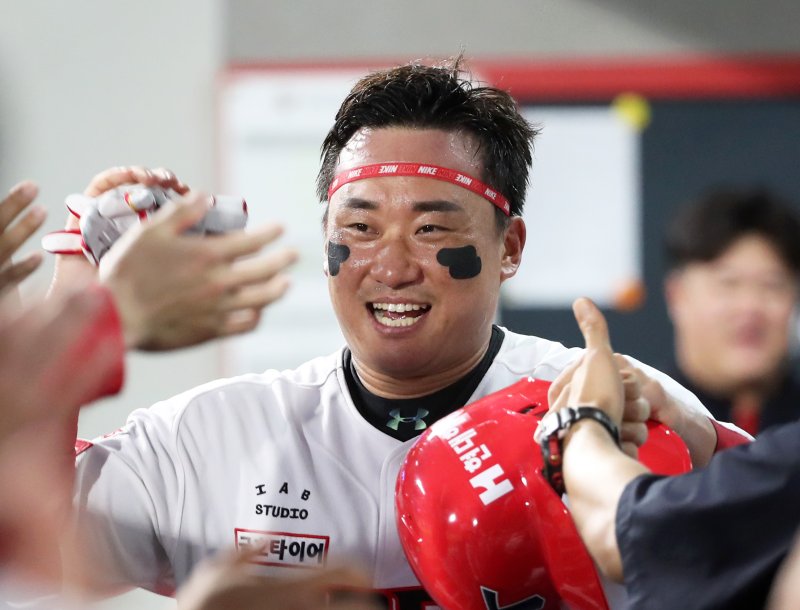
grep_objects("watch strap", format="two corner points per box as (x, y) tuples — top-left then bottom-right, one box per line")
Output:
(538, 406), (620, 495)
(571, 407), (621, 445)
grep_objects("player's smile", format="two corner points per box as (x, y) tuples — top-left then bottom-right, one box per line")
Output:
(369, 301), (431, 329)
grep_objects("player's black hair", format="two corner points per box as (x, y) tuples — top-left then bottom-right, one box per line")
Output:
(317, 56), (539, 228)
(665, 187), (800, 274)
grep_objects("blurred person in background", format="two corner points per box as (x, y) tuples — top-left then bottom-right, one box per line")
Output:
(664, 188), (800, 435)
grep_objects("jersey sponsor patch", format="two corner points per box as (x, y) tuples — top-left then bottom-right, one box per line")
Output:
(235, 528), (329, 569)
(253, 479), (313, 519)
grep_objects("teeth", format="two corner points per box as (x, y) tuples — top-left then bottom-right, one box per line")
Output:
(370, 302), (430, 328)
(373, 312), (424, 328)
(372, 302), (430, 312)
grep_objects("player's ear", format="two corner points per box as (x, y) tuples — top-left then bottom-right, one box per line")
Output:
(323, 243), (329, 277)
(500, 216), (525, 281)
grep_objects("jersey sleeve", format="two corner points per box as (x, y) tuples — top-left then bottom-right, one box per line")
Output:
(616, 420), (800, 609)
(711, 418), (752, 452)
(72, 403), (184, 595)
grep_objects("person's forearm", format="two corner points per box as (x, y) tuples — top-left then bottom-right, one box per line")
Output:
(670, 403), (717, 467)
(562, 420), (649, 582)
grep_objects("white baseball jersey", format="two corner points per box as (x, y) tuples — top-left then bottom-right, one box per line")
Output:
(73, 328), (712, 608)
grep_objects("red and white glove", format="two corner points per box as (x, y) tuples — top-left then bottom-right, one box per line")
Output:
(42, 186), (247, 264)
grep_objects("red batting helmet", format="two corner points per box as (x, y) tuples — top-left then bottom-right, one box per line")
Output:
(395, 377), (691, 610)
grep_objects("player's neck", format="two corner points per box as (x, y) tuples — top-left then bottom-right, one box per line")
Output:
(353, 342), (491, 400)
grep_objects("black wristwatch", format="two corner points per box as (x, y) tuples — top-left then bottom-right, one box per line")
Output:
(536, 407), (620, 495)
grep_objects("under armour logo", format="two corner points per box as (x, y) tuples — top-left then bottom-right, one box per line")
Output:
(386, 408), (429, 431)
(481, 587), (545, 610)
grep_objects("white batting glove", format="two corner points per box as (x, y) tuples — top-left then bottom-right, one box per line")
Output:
(42, 186), (247, 264)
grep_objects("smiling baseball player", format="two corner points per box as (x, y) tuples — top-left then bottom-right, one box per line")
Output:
(67, 59), (750, 609)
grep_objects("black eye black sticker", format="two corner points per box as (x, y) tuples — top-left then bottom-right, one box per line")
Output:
(327, 241), (351, 276)
(436, 245), (482, 279)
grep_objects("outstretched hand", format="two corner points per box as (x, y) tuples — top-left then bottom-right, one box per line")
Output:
(0, 181), (45, 305)
(99, 191), (298, 350)
(50, 166), (189, 298)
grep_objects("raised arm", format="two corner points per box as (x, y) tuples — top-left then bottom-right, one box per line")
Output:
(99, 190), (297, 350)
(555, 298), (800, 610)
(548, 298), (647, 581)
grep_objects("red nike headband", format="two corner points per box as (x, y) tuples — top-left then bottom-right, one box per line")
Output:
(327, 163), (511, 216)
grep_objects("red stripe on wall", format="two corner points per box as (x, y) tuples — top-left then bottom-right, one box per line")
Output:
(226, 54), (800, 101)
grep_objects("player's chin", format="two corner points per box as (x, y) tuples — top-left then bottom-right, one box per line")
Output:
(367, 349), (438, 379)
